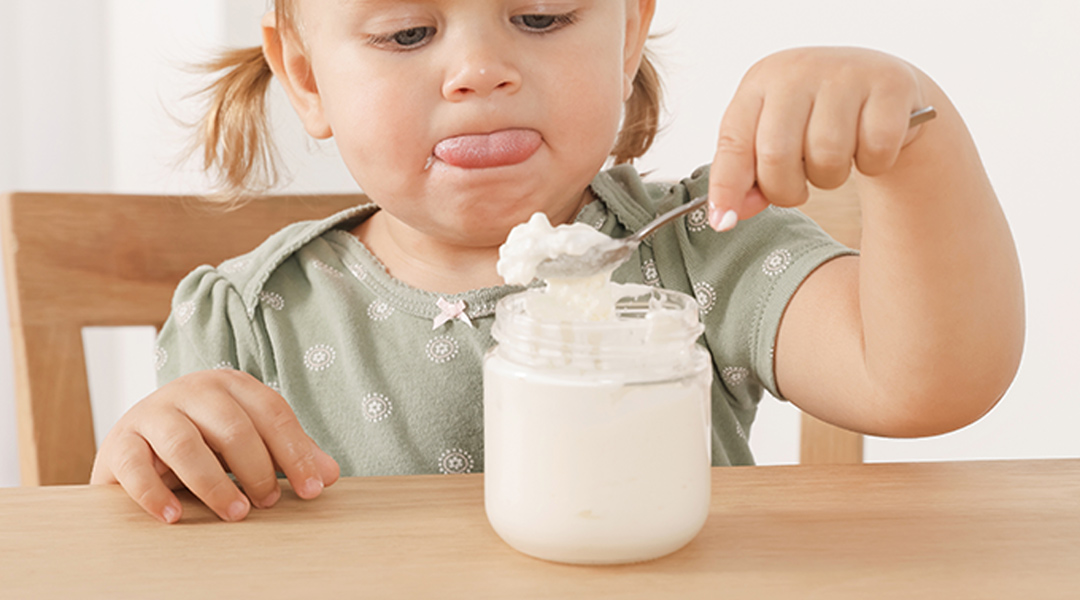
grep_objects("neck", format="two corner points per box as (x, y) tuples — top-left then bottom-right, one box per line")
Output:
(351, 211), (506, 294)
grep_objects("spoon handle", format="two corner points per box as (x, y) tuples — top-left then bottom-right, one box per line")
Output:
(908, 105), (938, 127)
(629, 196), (709, 243)
(631, 106), (937, 244)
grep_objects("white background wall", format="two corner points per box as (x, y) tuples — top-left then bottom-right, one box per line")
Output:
(2, 0), (1078, 486)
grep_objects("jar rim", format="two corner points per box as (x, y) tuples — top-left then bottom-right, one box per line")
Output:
(492, 285), (704, 346)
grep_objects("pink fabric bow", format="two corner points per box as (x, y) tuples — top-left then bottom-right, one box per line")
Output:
(433, 297), (473, 330)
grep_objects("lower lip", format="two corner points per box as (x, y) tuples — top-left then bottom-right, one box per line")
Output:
(433, 129), (542, 169)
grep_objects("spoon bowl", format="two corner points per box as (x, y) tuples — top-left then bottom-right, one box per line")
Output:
(534, 197), (705, 280)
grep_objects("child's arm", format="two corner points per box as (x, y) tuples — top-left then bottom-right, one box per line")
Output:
(707, 47), (1024, 437)
(90, 370), (340, 523)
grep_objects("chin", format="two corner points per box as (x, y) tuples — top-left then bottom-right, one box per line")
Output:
(458, 219), (523, 247)
(448, 191), (554, 230)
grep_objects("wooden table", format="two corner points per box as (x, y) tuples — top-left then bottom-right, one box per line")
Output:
(1, 460), (1077, 599)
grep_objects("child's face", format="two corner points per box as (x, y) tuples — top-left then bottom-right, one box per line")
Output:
(279, 0), (654, 247)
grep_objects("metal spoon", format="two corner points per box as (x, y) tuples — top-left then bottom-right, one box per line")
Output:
(535, 106), (937, 280)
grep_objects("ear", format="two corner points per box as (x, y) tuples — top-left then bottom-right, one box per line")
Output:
(623, 0), (656, 96)
(261, 11), (333, 139)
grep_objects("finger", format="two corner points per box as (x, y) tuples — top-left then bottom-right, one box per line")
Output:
(221, 371), (335, 500)
(804, 87), (861, 190)
(740, 185), (771, 221)
(754, 91), (812, 208)
(108, 433), (184, 524)
(315, 447), (341, 486)
(855, 91), (914, 176)
(708, 90), (762, 230)
(271, 452), (338, 487)
(151, 454), (184, 490)
(177, 393), (282, 510)
(141, 413), (252, 522)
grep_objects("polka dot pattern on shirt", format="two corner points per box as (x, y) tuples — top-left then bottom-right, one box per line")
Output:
(312, 259), (344, 278)
(259, 291), (285, 311)
(175, 301), (196, 326)
(304, 344), (337, 371)
(426, 336), (459, 363)
(439, 448), (474, 474)
(721, 366), (750, 387)
(762, 248), (793, 276)
(642, 259), (660, 286)
(154, 347), (168, 371)
(687, 207), (709, 233)
(692, 281), (716, 315)
(346, 261), (367, 281)
(367, 300), (394, 321)
(361, 392), (393, 423)
(734, 418), (748, 441)
(219, 258), (251, 275)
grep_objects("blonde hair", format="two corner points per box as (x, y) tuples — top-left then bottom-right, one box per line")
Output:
(192, 2), (663, 203)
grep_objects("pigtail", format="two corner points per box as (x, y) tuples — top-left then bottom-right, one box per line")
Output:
(611, 47), (663, 165)
(190, 46), (279, 206)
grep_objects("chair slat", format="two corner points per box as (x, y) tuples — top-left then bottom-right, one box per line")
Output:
(15, 324), (96, 485)
(797, 178), (865, 464)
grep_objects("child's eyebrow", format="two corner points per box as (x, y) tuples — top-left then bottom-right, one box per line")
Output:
(331, 0), (424, 16)
(337, 0), (588, 11)
(340, 0), (427, 7)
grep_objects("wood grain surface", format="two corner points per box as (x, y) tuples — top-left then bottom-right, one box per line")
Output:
(2, 460), (1077, 599)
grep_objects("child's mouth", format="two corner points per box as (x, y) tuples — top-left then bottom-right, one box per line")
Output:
(433, 129), (541, 169)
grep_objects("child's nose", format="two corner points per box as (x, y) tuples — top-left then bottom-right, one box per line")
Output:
(441, 42), (522, 100)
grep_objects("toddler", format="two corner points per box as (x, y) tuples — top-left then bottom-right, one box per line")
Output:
(91, 0), (1024, 525)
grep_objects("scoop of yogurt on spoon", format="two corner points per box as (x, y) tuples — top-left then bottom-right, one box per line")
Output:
(496, 212), (622, 286)
(497, 213), (626, 321)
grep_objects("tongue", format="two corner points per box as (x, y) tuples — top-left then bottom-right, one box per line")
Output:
(434, 129), (541, 169)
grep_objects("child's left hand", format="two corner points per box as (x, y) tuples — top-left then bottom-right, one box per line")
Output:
(706, 47), (930, 230)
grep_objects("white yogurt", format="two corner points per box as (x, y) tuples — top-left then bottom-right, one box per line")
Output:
(497, 212), (622, 287)
(484, 213), (713, 564)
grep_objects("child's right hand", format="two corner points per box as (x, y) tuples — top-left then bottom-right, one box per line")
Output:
(90, 370), (340, 524)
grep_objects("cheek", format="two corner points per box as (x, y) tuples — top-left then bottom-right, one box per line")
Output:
(317, 66), (430, 188)
(543, 22), (629, 145)
(544, 53), (626, 161)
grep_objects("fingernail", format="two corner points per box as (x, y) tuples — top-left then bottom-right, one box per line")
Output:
(260, 487), (281, 509)
(303, 477), (324, 498)
(715, 210), (738, 232)
(162, 504), (181, 524)
(708, 205), (723, 230)
(227, 498), (249, 521)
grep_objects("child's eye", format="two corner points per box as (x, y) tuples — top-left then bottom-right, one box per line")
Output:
(369, 26), (436, 50)
(511, 13), (577, 33)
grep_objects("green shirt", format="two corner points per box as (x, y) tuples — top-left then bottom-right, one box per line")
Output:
(156, 164), (856, 476)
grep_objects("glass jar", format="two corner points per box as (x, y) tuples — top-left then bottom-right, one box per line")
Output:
(483, 284), (712, 564)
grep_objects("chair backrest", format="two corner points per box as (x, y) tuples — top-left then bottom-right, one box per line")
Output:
(3, 185), (861, 486)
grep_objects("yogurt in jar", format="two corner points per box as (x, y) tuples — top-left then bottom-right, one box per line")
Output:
(484, 213), (712, 564)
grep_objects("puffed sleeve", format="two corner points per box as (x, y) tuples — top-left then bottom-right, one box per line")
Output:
(154, 264), (275, 387)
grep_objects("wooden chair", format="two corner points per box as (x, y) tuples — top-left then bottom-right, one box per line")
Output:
(2, 186), (861, 486)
